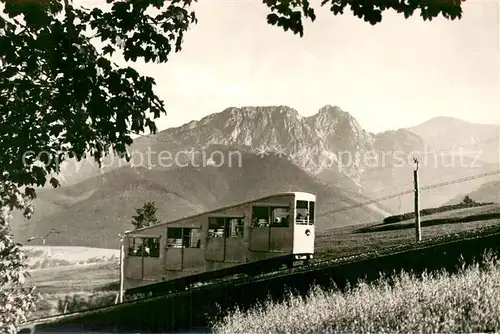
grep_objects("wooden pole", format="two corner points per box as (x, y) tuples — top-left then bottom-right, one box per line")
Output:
(119, 233), (125, 303)
(413, 157), (422, 242)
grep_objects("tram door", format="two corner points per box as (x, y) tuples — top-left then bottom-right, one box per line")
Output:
(205, 217), (226, 261)
(250, 205), (292, 252)
(206, 216), (246, 262)
(165, 227), (184, 270)
(249, 206), (270, 251)
(269, 206), (292, 252)
(126, 236), (145, 279)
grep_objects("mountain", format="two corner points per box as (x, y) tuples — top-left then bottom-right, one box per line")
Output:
(408, 117), (499, 164)
(14, 150), (388, 248)
(52, 105), (423, 189)
(361, 117), (499, 212)
(41, 106), (499, 216)
(445, 179), (500, 205)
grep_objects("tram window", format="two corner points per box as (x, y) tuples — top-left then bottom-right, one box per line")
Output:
(187, 228), (202, 247)
(296, 200), (308, 225)
(228, 218), (244, 238)
(208, 217), (244, 238)
(144, 237), (160, 257)
(128, 237), (160, 257)
(252, 206), (270, 227)
(128, 237), (142, 256)
(167, 228), (201, 248)
(167, 228), (183, 248)
(208, 217), (226, 238)
(309, 201), (315, 225)
(271, 207), (290, 227)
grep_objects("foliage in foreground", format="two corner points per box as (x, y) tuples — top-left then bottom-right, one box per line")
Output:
(213, 252), (500, 333)
(0, 208), (38, 334)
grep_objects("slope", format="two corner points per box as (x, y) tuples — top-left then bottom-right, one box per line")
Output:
(445, 179), (500, 205)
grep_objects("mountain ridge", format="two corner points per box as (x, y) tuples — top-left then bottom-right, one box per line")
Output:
(54, 105), (424, 188)
(27, 105), (498, 245)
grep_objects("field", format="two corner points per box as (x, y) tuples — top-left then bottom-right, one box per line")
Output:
(23, 203), (500, 321)
(24, 246), (120, 319)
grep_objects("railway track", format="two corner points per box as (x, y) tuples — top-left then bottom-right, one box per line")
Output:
(129, 222), (500, 299)
(19, 223), (500, 332)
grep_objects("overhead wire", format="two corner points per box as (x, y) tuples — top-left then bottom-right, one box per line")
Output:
(316, 169), (500, 218)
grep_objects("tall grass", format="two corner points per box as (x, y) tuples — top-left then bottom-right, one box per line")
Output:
(213, 252), (500, 333)
(27, 291), (118, 320)
(56, 291), (117, 313)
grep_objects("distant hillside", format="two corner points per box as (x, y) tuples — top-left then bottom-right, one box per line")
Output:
(361, 157), (499, 214)
(408, 116), (499, 164)
(13, 168), (204, 248)
(14, 150), (388, 248)
(445, 179), (500, 205)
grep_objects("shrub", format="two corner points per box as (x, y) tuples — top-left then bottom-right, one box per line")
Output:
(56, 292), (117, 314)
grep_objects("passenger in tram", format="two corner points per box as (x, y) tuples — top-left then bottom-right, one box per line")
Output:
(235, 219), (244, 236)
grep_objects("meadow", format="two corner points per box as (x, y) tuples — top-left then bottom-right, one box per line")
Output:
(212, 251), (500, 333)
(24, 246), (120, 319)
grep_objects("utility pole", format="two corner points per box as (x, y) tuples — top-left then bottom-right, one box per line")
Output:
(118, 230), (131, 303)
(26, 228), (60, 258)
(119, 232), (125, 304)
(413, 157), (421, 242)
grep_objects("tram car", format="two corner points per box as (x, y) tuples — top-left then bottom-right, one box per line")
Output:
(122, 191), (316, 291)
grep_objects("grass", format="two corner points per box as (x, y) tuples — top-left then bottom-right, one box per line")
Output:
(29, 291), (118, 320)
(212, 251), (500, 333)
(28, 261), (119, 294)
(27, 262), (120, 320)
(25, 245), (120, 295)
(315, 203), (500, 260)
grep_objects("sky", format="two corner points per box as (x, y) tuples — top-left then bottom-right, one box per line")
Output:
(82, 0), (500, 134)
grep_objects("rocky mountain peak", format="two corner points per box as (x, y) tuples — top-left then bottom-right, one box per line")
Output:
(316, 104), (345, 117)
(307, 105), (364, 136)
(53, 104), (431, 191)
